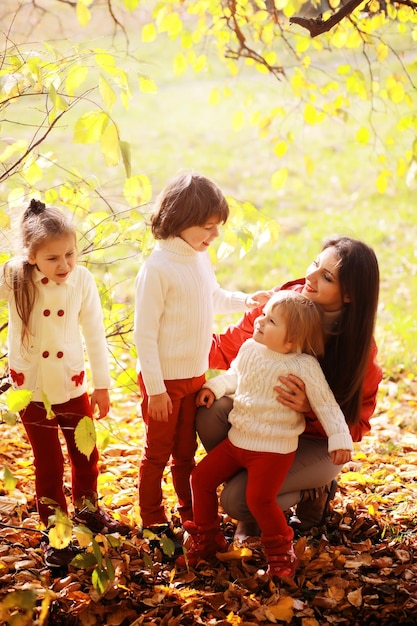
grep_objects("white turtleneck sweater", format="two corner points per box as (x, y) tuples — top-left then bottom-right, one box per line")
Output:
(204, 338), (354, 455)
(134, 237), (249, 396)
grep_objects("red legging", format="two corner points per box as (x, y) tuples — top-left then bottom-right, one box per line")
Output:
(138, 373), (206, 527)
(191, 438), (296, 537)
(20, 393), (99, 526)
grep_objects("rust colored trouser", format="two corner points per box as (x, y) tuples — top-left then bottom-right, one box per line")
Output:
(138, 373), (206, 527)
(191, 437), (296, 537)
(20, 393), (99, 526)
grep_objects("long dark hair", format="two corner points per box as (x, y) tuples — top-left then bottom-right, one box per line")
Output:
(320, 236), (379, 425)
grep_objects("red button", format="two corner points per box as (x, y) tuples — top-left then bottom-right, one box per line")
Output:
(42, 351), (49, 358)
(57, 310), (64, 317)
(57, 352), (64, 358)
(41, 277), (48, 284)
(43, 309), (51, 316)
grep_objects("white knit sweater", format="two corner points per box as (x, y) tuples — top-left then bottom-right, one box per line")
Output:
(134, 237), (249, 396)
(0, 264), (111, 404)
(204, 339), (354, 455)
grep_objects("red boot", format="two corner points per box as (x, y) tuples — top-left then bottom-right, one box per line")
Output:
(263, 530), (298, 579)
(176, 520), (229, 568)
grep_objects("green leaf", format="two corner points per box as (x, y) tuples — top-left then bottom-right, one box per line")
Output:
(74, 416), (96, 460)
(6, 389), (32, 412)
(3, 466), (17, 494)
(71, 551), (97, 568)
(42, 392), (55, 420)
(120, 140), (131, 178)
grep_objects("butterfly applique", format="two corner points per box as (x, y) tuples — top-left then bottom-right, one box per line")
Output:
(10, 369), (25, 386)
(71, 371), (85, 387)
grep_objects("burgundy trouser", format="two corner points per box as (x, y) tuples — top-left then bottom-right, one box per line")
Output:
(191, 438), (296, 537)
(138, 373), (206, 527)
(20, 393), (99, 526)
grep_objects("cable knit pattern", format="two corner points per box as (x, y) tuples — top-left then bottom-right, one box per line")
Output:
(134, 237), (249, 396)
(204, 339), (354, 455)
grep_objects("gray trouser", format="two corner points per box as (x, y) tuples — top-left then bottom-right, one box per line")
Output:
(195, 396), (342, 522)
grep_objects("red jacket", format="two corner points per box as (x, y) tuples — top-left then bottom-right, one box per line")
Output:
(209, 279), (382, 443)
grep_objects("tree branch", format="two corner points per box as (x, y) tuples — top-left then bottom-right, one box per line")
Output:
(290, 0), (366, 37)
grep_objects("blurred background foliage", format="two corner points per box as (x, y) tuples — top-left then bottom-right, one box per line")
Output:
(0, 0), (416, 404)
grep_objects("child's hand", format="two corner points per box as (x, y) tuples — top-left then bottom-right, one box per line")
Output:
(246, 290), (273, 308)
(330, 449), (352, 465)
(196, 388), (215, 408)
(149, 392), (173, 422)
(91, 388), (110, 419)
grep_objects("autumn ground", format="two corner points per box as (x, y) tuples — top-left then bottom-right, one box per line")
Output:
(0, 376), (416, 626)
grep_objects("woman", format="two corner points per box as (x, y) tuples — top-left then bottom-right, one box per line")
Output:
(196, 236), (382, 538)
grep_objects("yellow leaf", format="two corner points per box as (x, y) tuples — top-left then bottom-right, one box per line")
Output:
(232, 110), (245, 131)
(159, 12), (183, 38)
(23, 160), (42, 185)
(124, 174), (153, 206)
(267, 596), (294, 621)
(305, 154), (314, 175)
(95, 51), (116, 75)
(99, 75), (117, 109)
(139, 76), (158, 94)
(271, 168), (288, 189)
(304, 103), (324, 125)
(74, 110), (106, 143)
(7, 186), (25, 209)
(376, 42), (389, 62)
(388, 82), (404, 104)
(76, 2), (91, 26)
(209, 88), (220, 105)
(356, 126), (370, 144)
(296, 37), (310, 53)
(100, 120), (119, 165)
(142, 23), (156, 42)
(274, 140), (287, 158)
(173, 52), (187, 76)
(216, 546), (253, 561)
(74, 525), (93, 548)
(66, 65), (88, 97)
(48, 509), (72, 549)
(48, 84), (68, 112)
(376, 171), (388, 193)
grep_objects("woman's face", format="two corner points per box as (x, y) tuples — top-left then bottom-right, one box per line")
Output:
(302, 246), (348, 312)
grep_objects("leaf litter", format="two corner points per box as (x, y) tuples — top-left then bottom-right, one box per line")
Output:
(0, 380), (416, 625)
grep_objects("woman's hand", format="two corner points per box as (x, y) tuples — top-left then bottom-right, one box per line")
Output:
(274, 374), (311, 413)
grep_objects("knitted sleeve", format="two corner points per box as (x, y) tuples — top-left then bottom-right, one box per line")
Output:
(302, 355), (354, 452)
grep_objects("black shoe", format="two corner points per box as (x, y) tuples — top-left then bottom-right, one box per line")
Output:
(73, 507), (131, 535)
(142, 523), (183, 562)
(41, 541), (80, 571)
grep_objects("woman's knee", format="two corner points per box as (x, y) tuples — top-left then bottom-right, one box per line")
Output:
(219, 470), (256, 522)
(196, 396), (233, 452)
